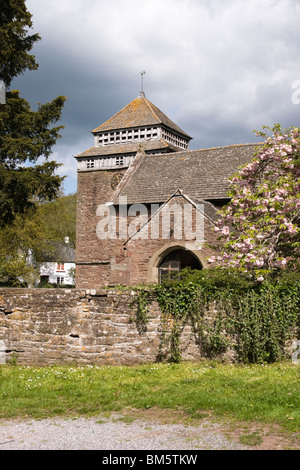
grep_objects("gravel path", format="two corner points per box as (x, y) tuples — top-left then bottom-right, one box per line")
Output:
(0, 415), (248, 450)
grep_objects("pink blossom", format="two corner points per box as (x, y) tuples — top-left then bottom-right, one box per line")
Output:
(255, 259), (264, 267)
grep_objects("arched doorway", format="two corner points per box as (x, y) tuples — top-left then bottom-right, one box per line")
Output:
(158, 248), (202, 282)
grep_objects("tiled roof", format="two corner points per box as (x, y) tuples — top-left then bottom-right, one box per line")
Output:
(92, 94), (192, 139)
(74, 139), (178, 159)
(112, 143), (260, 204)
(40, 243), (76, 263)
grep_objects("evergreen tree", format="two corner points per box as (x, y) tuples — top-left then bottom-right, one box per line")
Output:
(0, 0), (66, 226)
(0, 0), (40, 88)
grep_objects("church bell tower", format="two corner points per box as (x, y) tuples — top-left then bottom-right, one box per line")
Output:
(74, 91), (192, 288)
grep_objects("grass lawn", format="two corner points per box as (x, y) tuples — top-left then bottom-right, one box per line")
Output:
(0, 361), (299, 436)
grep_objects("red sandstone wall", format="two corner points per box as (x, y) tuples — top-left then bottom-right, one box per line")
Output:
(76, 169), (127, 288)
(76, 170), (220, 289)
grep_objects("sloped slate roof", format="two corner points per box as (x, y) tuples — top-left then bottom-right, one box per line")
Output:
(113, 143), (259, 204)
(75, 139), (177, 159)
(92, 94), (192, 139)
(40, 243), (76, 263)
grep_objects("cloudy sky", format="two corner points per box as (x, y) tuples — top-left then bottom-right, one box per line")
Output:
(11, 0), (300, 194)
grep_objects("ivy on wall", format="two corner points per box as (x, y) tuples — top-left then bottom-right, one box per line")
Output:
(131, 268), (300, 363)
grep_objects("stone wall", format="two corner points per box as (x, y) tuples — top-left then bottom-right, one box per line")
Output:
(0, 288), (201, 366)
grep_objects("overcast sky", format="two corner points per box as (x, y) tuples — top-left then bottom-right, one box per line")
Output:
(11, 0), (300, 195)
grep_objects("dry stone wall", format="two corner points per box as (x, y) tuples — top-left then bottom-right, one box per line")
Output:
(0, 288), (201, 366)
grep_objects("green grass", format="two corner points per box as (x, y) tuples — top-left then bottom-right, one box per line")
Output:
(239, 432), (263, 446)
(0, 361), (299, 433)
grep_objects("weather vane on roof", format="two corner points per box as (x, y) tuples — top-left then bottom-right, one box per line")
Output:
(140, 71), (146, 96)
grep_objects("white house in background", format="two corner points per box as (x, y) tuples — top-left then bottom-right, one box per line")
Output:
(39, 238), (76, 286)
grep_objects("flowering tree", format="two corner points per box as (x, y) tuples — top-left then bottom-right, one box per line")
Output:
(208, 124), (300, 280)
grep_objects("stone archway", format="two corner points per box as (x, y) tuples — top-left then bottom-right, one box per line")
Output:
(158, 248), (202, 282)
(147, 243), (204, 283)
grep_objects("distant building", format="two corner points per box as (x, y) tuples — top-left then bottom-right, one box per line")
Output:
(39, 238), (76, 286)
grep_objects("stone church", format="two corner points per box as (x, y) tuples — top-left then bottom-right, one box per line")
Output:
(74, 91), (257, 288)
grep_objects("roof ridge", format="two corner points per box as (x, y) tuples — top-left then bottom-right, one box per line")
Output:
(142, 96), (161, 124)
(196, 142), (262, 151)
(144, 142), (262, 157)
(142, 97), (192, 138)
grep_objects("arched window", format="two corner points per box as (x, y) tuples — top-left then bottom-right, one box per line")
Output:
(158, 249), (202, 282)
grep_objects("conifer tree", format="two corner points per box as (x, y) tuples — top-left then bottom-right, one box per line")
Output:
(0, 0), (66, 226)
(0, 0), (40, 88)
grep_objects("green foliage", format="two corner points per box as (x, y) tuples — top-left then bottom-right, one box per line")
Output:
(131, 268), (300, 364)
(130, 288), (152, 333)
(0, 91), (66, 226)
(0, 1), (70, 283)
(0, 194), (76, 286)
(235, 284), (300, 363)
(0, 1), (67, 227)
(0, 0), (40, 87)
(0, 90), (66, 166)
(38, 193), (77, 248)
(0, 209), (45, 285)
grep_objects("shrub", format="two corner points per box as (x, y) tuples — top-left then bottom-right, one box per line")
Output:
(132, 267), (300, 363)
